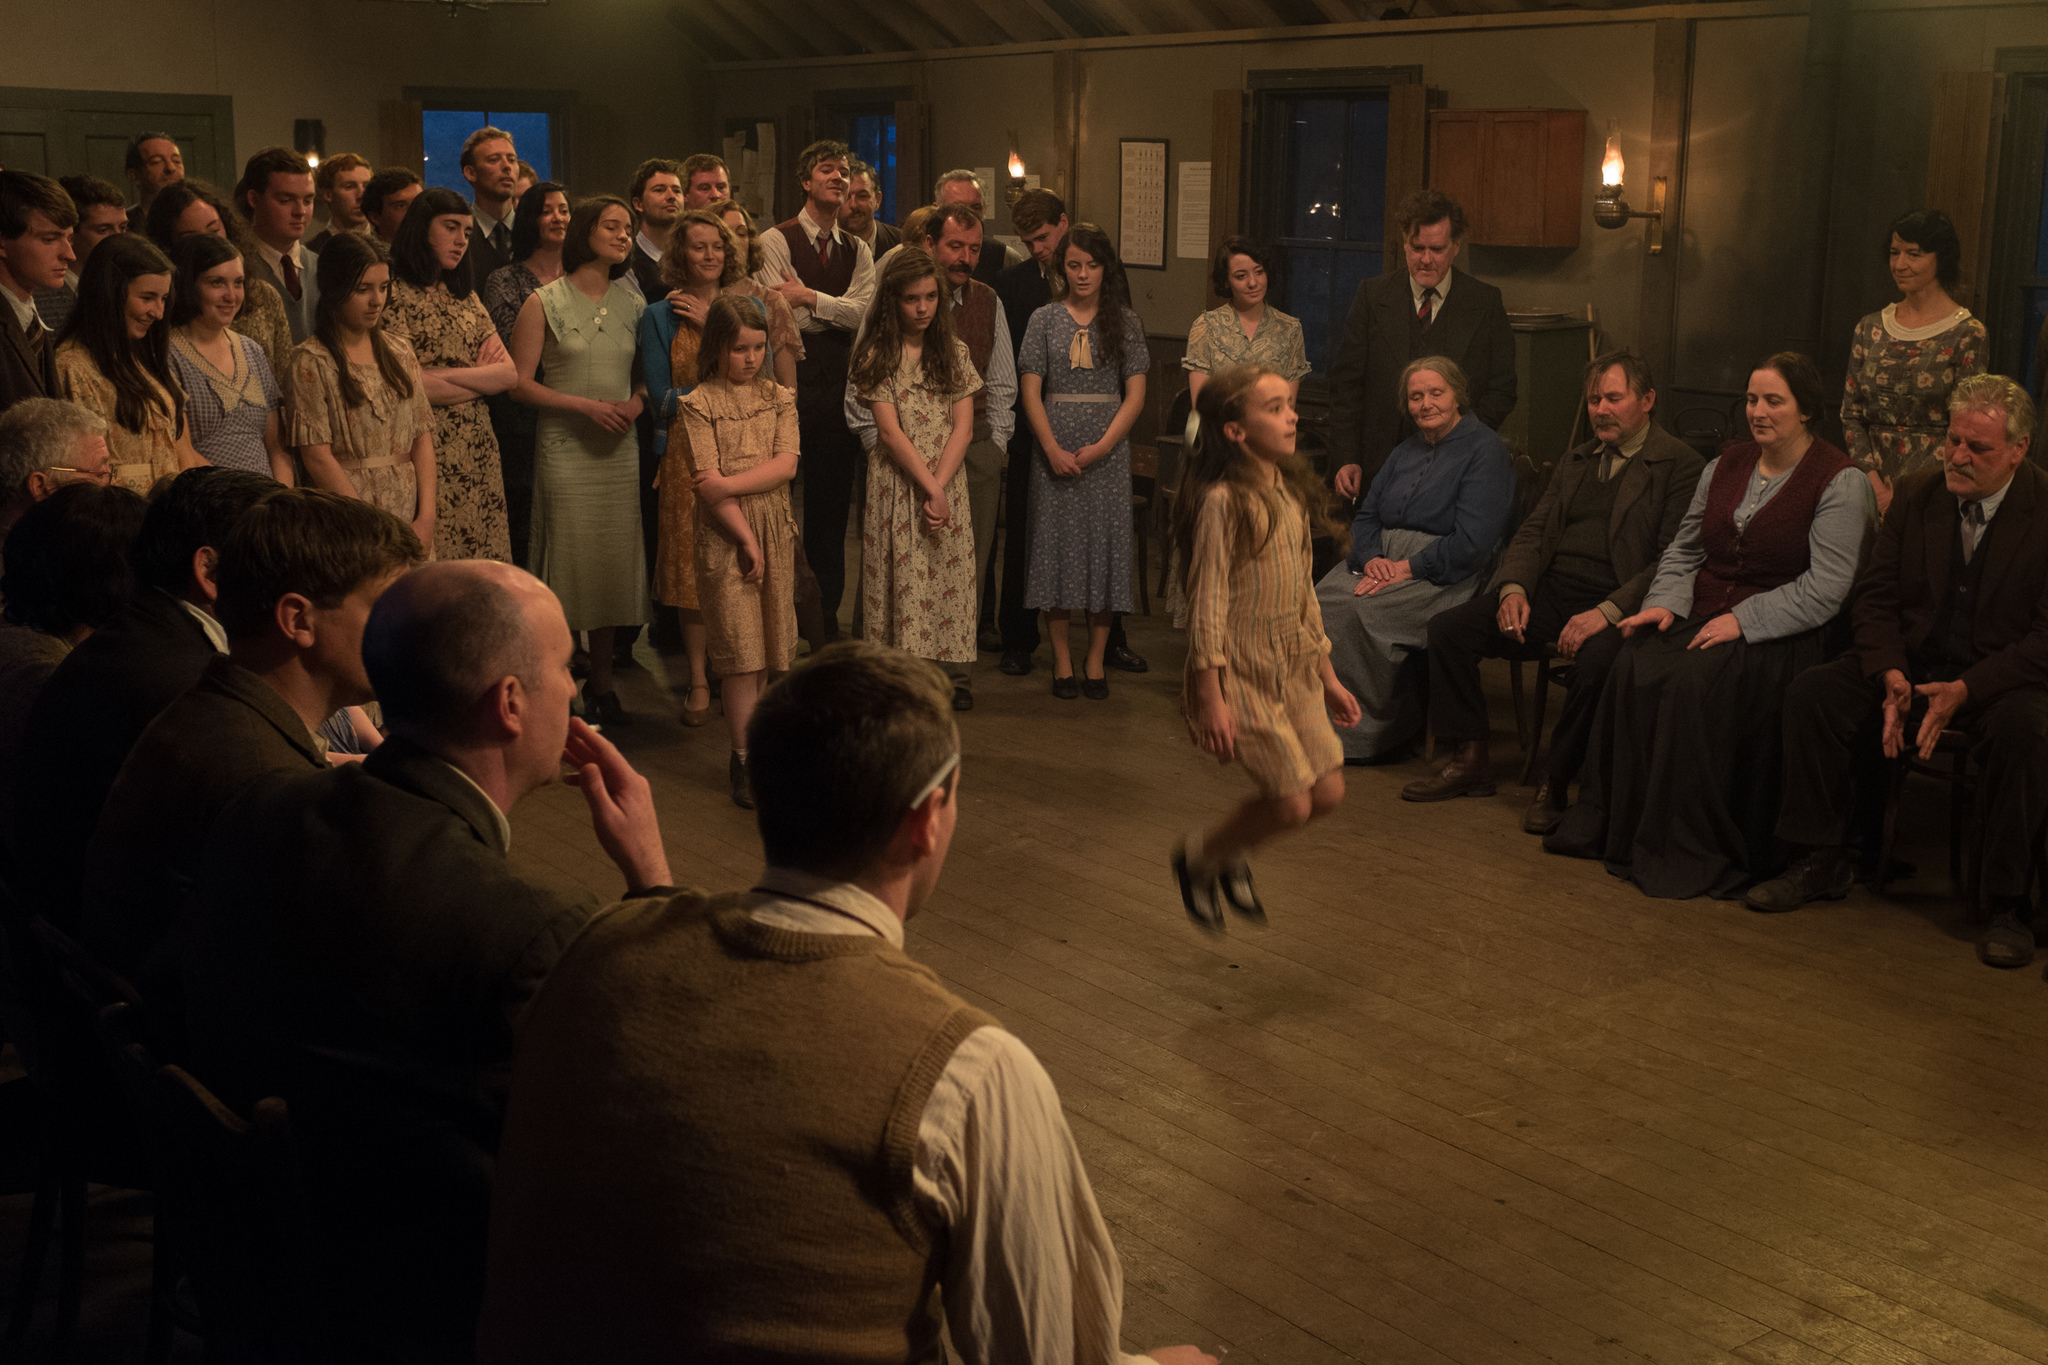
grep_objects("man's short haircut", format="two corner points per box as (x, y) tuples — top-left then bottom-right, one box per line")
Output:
(58, 175), (126, 215)
(1399, 354), (1472, 413)
(2, 483), (148, 637)
(234, 147), (312, 218)
(1584, 350), (1655, 400)
(515, 159), (537, 184)
(125, 132), (178, 175)
(0, 169), (80, 239)
(215, 488), (424, 642)
(924, 203), (981, 243)
(1394, 188), (1468, 242)
(363, 565), (543, 741)
(461, 126), (516, 169)
(0, 398), (110, 494)
(133, 467), (280, 594)
(680, 153), (728, 183)
(845, 159), (879, 195)
(899, 204), (940, 250)
(748, 640), (959, 878)
(361, 167), (423, 219)
(795, 140), (851, 184)
(933, 168), (984, 202)
(1753, 351), (1827, 426)
(1009, 188), (1066, 236)
(1949, 373), (2037, 446)
(628, 157), (684, 209)
(314, 151), (372, 195)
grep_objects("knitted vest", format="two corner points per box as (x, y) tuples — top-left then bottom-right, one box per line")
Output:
(477, 890), (997, 1365)
(1691, 439), (1851, 620)
(776, 215), (858, 403)
(956, 279), (998, 443)
(1547, 462), (1623, 591)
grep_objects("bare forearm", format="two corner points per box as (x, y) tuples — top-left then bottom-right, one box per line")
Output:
(721, 451), (798, 497)
(299, 445), (357, 497)
(882, 431), (941, 495)
(512, 378), (592, 414)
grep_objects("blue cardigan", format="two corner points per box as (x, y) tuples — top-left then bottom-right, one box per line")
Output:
(1346, 410), (1515, 585)
(637, 293), (773, 457)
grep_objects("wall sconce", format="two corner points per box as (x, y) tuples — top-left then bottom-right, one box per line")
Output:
(1591, 119), (1665, 253)
(1007, 151), (1027, 209)
(293, 118), (326, 170)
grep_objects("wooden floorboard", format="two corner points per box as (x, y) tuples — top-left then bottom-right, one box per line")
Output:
(494, 609), (2048, 1365)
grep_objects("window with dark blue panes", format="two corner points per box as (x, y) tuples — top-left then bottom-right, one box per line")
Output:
(1253, 90), (1390, 377)
(844, 112), (899, 226)
(2023, 125), (2048, 399)
(420, 109), (553, 197)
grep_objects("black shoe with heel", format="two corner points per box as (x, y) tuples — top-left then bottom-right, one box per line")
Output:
(1051, 675), (1079, 700)
(729, 751), (754, 810)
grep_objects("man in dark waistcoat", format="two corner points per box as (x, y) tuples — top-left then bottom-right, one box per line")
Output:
(1403, 352), (1703, 831)
(1748, 376), (2048, 969)
(755, 140), (876, 638)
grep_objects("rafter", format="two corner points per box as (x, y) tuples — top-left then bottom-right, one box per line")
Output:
(957, 0), (1033, 44)
(664, 3), (753, 61)
(889, 0), (985, 47)
(1305, 0), (1361, 20)
(856, 0), (959, 50)
(703, 0), (815, 58)
(1085, 0), (1154, 36)
(755, 0), (866, 54)
(1016, 0), (1085, 39)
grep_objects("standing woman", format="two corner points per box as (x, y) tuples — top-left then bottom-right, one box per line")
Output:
(483, 179), (569, 567)
(1840, 209), (1986, 512)
(645, 207), (803, 723)
(510, 195), (648, 727)
(1018, 223), (1149, 699)
(674, 298), (802, 807)
(145, 179), (294, 380)
(164, 234), (293, 482)
(285, 232), (436, 547)
(850, 247), (982, 700)
(384, 187), (516, 561)
(53, 234), (204, 494)
(1184, 237), (1311, 402)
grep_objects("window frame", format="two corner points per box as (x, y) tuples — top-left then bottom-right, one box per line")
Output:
(1988, 53), (2048, 392)
(403, 85), (575, 191)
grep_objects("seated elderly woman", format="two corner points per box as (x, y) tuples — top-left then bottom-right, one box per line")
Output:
(1315, 356), (1515, 762)
(1545, 351), (1879, 899)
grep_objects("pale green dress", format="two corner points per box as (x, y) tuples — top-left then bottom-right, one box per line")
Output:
(531, 277), (648, 631)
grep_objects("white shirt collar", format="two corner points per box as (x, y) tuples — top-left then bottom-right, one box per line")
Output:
(634, 228), (665, 262)
(1969, 475), (2015, 524)
(436, 758), (514, 851)
(62, 270), (78, 293)
(472, 203), (512, 239)
(796, 204), (843, 247)
(167, 591), (229, 653)
(752, 866), (903, 948)
(3, 277), (43, 333)
(254, 236), (302, 276)
(1409, 269), (1453, 311)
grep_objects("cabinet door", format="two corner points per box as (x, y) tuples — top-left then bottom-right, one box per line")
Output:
(1429, 112), (1487, 239)
(1484, 112), (1548, 246)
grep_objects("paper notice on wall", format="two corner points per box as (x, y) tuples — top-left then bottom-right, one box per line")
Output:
(1176, 162), (1211, 260)
(1119, 140), (1167, 269)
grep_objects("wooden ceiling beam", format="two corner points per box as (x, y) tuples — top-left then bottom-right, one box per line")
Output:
(703, 0), (818, 58)
(1087, 0), (1155, 35)
(1306, 0), (1363, 20)
(957, 0), (1038, 43)
(1017, 0), (1086, 38)
(857, 0), (959, 50)
(889, 0), (988, 47)
(664, 3), (754, 61)
(752, 0), (865, 54)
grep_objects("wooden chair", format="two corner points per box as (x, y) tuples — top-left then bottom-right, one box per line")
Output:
(1153, 387), (1194, 600)
(1875, 729), (1978, 911)
(1506, 653), (1573, 787)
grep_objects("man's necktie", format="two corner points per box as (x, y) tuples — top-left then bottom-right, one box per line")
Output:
(816, 233), (832, 270)
(1962, 500), (1984, 564)
(1599, 442), (1621, 482)
(492, 222), (511, 256)
(1417, 286), (1437, 328)
(280, 252), (302, 302)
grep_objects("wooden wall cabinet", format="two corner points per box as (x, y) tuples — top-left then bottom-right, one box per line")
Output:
(1428, 109), (1585, 248)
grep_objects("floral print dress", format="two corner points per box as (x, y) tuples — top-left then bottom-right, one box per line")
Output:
(1840, 305), (1986, 482)
(383, 278), (513, 561)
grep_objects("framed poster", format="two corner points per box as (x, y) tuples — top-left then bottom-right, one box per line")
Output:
(1118, 138), (1169, 270)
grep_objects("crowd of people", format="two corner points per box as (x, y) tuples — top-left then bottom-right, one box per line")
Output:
(0, 115), (2045, 1362)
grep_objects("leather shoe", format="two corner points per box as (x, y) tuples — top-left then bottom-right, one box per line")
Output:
(998, 650), (1033, 676)
(583, 684), (632, 729)
(1051, 674), (1079, 700)
(729, 751), (754, 810)
(1400, 742), (1494, 802)
(952, 682), (974, 712)
(1106, 643), (1148, 673)
(1081, 674), (1109, 700)
(978, 626), (1004, 652)
(1172, 843), (1226, 933)
(1743, 847), (1854, 913)
(1978, 905), (2036, 968)
(1522, 782), (1567, 834)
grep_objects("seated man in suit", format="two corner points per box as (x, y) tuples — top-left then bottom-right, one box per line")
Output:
(0, 397), (113, 535)
(1403, 351), (1704, 830)
(0, 169), (77, 416)
(477, 641), (1211, 1365)
(181, 558), (675, 1364)
(1328, 188), (1517, 499)
(8, 466), (277, 926)
(1747, 376), (2047, 967)
(81, 489), (423, 990)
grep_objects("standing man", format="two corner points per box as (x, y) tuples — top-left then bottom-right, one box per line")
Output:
(934, 168), (1026, 289)
(123, 131), (184, 232)
(0, 170), (76, 416)
(844, 203), (1014, 707)
(1328, 189), (1517, 500)
(235, 147), (320, 343)
(679, 153), (730, 211)
(462, 126), (522, 286)
(35, 175), (125, 334)
(362, 168), (423, 248)
(1401, 352), (1703, 831)
(839, 160), (900, 257)
(308, 152), (372, 252)
(626, 157), (685, 653)
(756, 139), (876, 639)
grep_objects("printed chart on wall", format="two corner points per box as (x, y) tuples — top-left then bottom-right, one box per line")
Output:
(1119, 139), (1168, 270)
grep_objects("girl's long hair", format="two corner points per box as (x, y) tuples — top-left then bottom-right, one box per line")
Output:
(695, 295), (770, 386)
(389, 186), (476, 299)
(57, 233), (186, 438)
(1056, 222), (1133, 375)
(1171, 364), (1336, 586)
(311, 232), (415, 411)
(849, 246), (966, 396)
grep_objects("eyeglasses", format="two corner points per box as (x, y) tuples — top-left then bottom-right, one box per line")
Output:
(47, 465), (112, 487)
(908, 752), (961, 811)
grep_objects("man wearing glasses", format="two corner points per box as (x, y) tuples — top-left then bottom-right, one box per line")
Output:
(0, 397), (113, 534)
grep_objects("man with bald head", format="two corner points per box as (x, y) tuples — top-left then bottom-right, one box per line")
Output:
(181, 559), (675, 1364)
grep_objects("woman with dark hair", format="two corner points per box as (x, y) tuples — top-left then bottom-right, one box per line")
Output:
(1547, 352), (1879, 900)
(165, 234), (293, 482)
(483, 180), (569, 566)
(285, 232), (436, 545)
(1841, 209), (1987, 510)
(1185, 236), (1309, 402)
(1018, 222), (1149, 698)
(0, 481), (148, 785)
(54, 234), (203, 492)
(383, 186), (515, 561)
(144, 177), (294, 377)
(509, 195), (648, 725)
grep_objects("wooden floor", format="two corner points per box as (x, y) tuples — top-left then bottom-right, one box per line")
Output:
(7, 610), (2048, 1362)
(504, 611), (2048, 1365)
